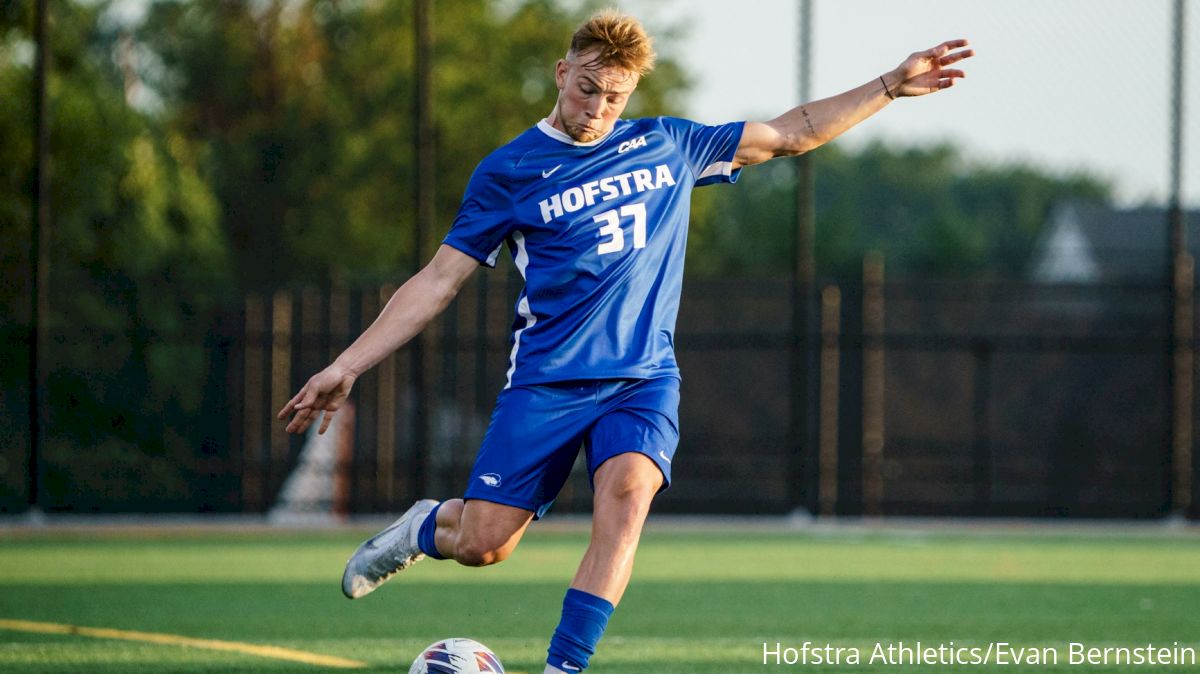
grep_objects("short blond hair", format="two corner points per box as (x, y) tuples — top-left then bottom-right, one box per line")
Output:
(569, 10), (656, 75)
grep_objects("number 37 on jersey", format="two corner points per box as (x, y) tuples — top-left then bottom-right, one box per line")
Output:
(594, 203), (647, 256)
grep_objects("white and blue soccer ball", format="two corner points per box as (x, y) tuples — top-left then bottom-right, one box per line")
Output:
(409, 638), (505, 674)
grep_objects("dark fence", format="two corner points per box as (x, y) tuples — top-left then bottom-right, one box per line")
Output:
(3, 267), (1198, 519)
(861, 279), (1176, 518)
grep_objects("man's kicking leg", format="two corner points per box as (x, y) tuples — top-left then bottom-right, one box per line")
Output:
(545, 452), (662, 673)
(343, 382), (591, 599)
(342, 499), (532, 599)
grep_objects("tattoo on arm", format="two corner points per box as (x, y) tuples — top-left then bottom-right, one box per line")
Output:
(800, 106), (816, 136)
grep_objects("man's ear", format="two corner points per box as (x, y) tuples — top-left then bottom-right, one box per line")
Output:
(554, 59), (568, 91)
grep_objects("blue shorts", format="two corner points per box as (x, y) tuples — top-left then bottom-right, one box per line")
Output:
(463, 377), (680, 519)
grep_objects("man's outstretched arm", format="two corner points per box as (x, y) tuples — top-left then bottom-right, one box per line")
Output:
(277, 244), (480, 435)
(734, 39), (974, 168)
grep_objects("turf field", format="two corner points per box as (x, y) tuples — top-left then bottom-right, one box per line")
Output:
(1, 522), (1198, 673)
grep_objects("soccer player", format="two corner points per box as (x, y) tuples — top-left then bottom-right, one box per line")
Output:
(278, 11), (972, 673)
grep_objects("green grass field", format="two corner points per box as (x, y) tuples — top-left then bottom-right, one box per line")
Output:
(1, 522), (1199, 673)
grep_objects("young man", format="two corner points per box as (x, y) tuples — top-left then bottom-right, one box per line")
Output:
(277, 11), (972, 673)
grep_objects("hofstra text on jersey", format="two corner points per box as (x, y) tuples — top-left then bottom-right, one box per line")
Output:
(538, 164), (677, 224)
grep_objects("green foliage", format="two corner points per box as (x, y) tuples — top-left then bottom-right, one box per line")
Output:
(137, 0), (688, 289)
(688, 141), (1112, 279)
(0, 0), (230, 511)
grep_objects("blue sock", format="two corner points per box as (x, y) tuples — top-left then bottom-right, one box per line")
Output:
(546, 588), (614, 672)
(416, 502), (445, 560)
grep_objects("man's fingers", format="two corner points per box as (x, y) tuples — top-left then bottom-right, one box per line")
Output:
(288, 393), (327, 430)
(277, 389), (306, 419)
(277, 390), (300, 419)
(285, 396), (341, 434)
(294, 385), (322, 412)
(277, 390), (304, 417)
(278, 369), (353, 433)
(285, 407), (313, 434)
(318, 410), (337, 435)
(939, 49), (975, 67)
(939, 69), (966, 80)
(923, 39), (964, 59)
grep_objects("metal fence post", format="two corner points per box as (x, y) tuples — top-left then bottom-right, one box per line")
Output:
(269, 290), (294, 505)
(410, 0), (435, 501)
(1173, 253), (1194, 516)
(818, 284), (841, 517)
(377, 285), (398, 510)
(27, 0), (51, 518)
(971, 340), (994, 516)
(242, 295), (265, 511)
(1167, 0), (1192, 519)
(862, 253), (886, 517)
(789, 0), (818, 514)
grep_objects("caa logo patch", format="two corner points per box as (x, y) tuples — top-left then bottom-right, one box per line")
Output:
(479, 473), (502, 487)
(617, 135), (647, 154)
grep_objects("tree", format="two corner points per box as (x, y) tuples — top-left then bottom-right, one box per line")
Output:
(0, 0), (230, 511)
(136, 0), (690, 290)
(686, 140), (1111, 279)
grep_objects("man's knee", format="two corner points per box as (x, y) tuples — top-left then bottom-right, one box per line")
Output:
(595, 453), (663, 508)
(602, 474), (658, 505)
(451, 501), (531, 567)
(454, 534), (513, 567)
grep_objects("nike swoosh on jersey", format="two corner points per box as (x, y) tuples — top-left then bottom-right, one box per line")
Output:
(542, 164), (562, 178)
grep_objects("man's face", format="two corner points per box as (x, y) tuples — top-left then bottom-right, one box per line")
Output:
(552, 50), (639, 143)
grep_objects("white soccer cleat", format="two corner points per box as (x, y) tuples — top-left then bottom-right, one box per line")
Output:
(341, 498), (439, 599)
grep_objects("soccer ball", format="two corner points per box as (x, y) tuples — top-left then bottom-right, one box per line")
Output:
(409, 638), (505, 674)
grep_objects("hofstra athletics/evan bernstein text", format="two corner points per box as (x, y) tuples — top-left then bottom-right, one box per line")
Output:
(762, 641), (1198, 667)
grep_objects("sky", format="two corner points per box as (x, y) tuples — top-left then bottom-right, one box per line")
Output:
(620, 0), (1198, 208)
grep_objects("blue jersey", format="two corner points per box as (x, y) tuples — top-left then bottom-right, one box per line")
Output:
(443, 116), (745, 387)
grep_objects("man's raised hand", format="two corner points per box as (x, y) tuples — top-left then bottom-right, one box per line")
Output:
(892, 39), (974, 97)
